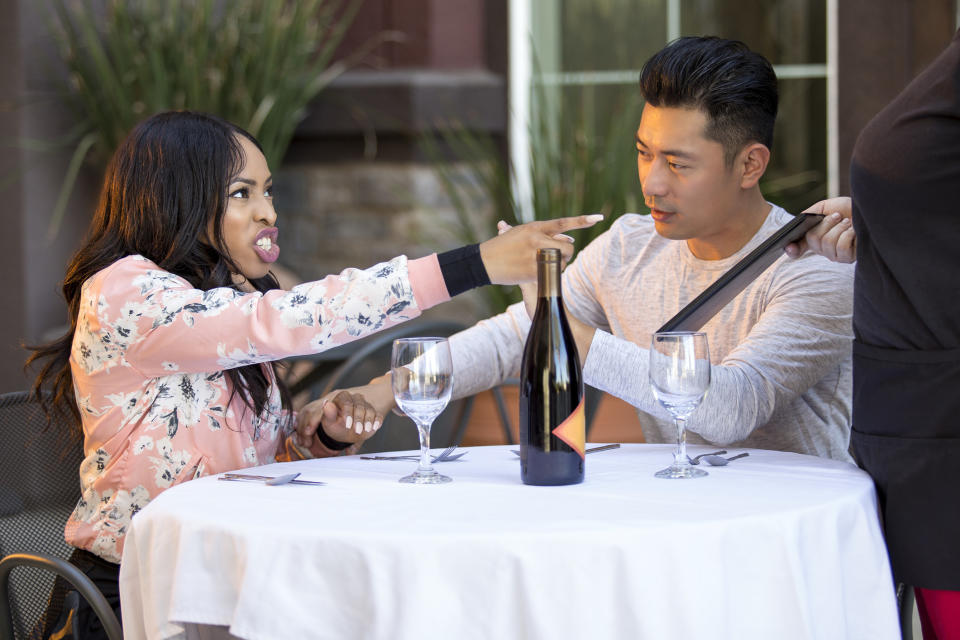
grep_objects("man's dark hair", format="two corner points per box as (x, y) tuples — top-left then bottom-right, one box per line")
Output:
(639, 36), (778, 164)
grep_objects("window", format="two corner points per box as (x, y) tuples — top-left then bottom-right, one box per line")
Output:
(511, 0), (834, 218)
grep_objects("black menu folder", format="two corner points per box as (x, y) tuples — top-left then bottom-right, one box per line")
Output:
(657, 213), (824, 332)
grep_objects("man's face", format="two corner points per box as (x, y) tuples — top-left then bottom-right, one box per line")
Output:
(636, 104), (745, 254)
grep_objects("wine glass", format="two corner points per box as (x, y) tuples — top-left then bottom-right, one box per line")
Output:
(649, 331), (711, 479)
(391, 337), (454, 484)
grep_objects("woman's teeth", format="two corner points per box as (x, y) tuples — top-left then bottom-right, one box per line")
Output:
(256, 237), (273, 250)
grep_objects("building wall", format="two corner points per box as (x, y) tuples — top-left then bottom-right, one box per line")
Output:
(2, 0), (99, 392)
(274, 160), (496, 325)
(273, 0), (508, 325)
(837, 0), (957, 194)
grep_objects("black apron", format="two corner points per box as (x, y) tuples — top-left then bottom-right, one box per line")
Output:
(849, 28), (960, 590)
(851, 342), (960, 589)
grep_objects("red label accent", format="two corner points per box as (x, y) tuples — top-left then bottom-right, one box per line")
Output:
(552, 399), (585, 458)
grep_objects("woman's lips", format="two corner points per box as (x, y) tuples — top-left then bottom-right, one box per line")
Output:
(253, 227), (280, 263)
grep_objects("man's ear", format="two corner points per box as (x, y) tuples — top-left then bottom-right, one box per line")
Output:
(737, 143), (771, 189)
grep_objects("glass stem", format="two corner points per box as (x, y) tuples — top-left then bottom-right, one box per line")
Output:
(674, 416), (689, 467)
(417, 420), (434, 474)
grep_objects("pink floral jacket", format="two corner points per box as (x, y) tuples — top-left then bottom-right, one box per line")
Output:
(67, 254), (448, 563)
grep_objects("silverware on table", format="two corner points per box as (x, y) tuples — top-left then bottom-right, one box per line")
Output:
(510, 443), (622, 457)
(265, 472), (300, 485)
(360, 444), (466, 463)
(688, 450), (727, 465)
(219, 473), (326, 486)
(701, 452), (750, 467)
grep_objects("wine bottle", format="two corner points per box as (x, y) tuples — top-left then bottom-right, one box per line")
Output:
(519, 247), (585, 486)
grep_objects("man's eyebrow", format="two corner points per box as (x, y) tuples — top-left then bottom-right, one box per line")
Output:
(634, 136), (696, 160)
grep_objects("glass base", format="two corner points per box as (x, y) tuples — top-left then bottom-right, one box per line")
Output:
(399, 469), (452, 484)
(655, 464), (708, 479)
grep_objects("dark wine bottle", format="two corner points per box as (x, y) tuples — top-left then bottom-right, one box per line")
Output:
(519, 247), (585, 486)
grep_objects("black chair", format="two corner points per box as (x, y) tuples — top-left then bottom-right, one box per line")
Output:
(305, 319), (479, 454)
(0, 391), (122, 640)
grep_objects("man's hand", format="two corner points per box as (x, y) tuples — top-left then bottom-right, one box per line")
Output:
(784, 197), (855, 263)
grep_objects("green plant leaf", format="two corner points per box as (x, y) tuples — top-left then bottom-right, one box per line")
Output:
(47, 131), (98, 242)
(42, 0), (362, 239)
(424, 86), (642, 315)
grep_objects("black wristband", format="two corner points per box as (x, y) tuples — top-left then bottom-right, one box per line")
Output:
(437, 244), (491, 297)
(316, 425), (352, 451)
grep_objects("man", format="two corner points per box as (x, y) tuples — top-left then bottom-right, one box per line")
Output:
(302, 36), (855, 461)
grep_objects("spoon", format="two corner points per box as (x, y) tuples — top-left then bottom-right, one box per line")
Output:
(219, 472), (325, 486)
(688, 450), (727, 465)
(265, 472), (301, 485)
(702, 452), (750, 466)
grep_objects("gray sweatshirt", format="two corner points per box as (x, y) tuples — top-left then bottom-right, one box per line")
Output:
(449, 206), (855, 461)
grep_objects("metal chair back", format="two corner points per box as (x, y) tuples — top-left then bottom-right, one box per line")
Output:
(0, 390), (120, 640)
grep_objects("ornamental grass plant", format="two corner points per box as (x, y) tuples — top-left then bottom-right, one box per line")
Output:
(47, 0), (365, 237)
(429, 90), (642, 314)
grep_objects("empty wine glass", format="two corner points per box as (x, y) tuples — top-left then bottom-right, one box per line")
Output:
(649, 331), (711, 479)
(391, 337), (454, 484)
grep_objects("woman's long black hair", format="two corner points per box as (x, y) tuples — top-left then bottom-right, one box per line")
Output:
(26, 111), (290, 437)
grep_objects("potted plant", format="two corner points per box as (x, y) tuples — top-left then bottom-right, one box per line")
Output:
(46, 0), (366, 238)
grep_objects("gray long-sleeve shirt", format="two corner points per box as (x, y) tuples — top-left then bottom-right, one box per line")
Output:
(449, 206), (855, 461)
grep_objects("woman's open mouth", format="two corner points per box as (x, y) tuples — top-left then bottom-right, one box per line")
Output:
(253, 227), (280, 263)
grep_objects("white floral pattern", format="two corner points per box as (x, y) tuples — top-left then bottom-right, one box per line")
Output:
(65, 253), (432, 563)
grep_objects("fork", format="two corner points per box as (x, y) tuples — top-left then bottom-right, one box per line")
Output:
(510, 443), (622, 457)
(360, 444), (466, 463)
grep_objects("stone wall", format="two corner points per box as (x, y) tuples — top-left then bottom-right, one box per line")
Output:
(273, 160), (501, 326)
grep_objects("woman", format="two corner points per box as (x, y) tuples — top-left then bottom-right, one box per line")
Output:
(27, 110), (598, 637)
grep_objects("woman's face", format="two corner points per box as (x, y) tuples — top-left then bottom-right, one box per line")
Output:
(213, 134), (279, 281)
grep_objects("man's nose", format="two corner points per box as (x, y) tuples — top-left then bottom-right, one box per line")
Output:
(641, 160), (669, 198)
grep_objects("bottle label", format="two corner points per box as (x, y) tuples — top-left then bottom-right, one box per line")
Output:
(551, 398), (585, 459)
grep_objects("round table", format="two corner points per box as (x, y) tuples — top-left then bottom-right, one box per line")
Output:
(119, 444), (899, 640)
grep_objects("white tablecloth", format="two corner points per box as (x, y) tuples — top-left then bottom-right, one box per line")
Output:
(119, 444), (899, 640)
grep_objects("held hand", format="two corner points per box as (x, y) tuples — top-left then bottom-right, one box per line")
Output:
(784, 197), (855, 263)
(295, 389), (386, 456)
(480, 214), (603, 285)
(362, 375), (399, 417)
